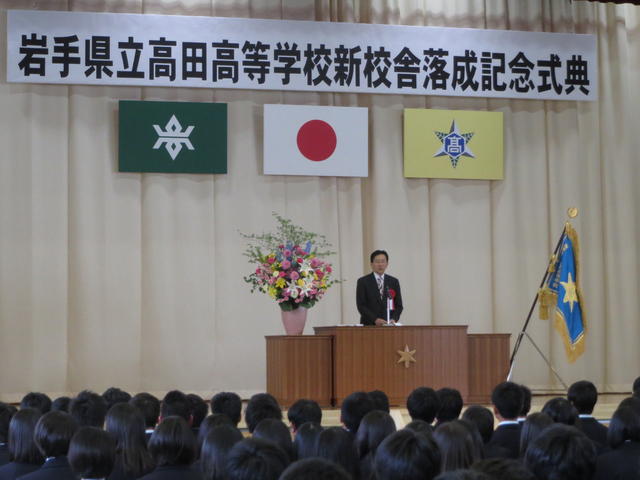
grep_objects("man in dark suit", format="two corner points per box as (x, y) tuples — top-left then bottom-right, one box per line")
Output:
(487, 381), (524, 460)
(568, 380), (608, 447)
(356, 250), (403, 326)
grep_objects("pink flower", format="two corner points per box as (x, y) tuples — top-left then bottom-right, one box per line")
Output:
(326, 265), (333, 273)
(281, 260), (291, 270)
(310, 258), (319, 268)
(267, 257), (275, 264)
(315, 270), (324, 279)
(255, 268), (261, 274)
(284, 249), (292, 258)
(279, 271), (286, 277)
(290, 271), (299, 280)
(296, 257), (303, 264)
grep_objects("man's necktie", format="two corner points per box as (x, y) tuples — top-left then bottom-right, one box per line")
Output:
(376, 276), (383, 298)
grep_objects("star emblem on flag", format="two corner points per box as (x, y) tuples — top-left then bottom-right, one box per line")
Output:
(433, 120), (475, 168)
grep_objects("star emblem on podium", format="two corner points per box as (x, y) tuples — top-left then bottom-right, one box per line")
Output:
(397, 345), (416, 368)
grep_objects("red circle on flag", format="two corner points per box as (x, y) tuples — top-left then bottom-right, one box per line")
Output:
(296, 120), (337, 162)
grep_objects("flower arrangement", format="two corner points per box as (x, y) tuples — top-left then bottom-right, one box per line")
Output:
(241, 214), (339, 311)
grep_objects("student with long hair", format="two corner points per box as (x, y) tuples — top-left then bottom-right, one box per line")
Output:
(105, 403), (154, 480)
(0, 408), (43, 480)
(315, 426), (359, 479)
(199, 425), (243, 480)
(594, 406), (640, 480)
(68, 427), (116, 480)
(252, 419), (295, 462)
(434, 420), (483, 472)
(519, 412), (553, 458)
(141, 416), (202, 480)
(355, 410), (396, 480)
(292, 422), (322, 460)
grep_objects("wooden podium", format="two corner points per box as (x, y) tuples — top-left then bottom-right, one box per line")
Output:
(266, 325), (509, 407)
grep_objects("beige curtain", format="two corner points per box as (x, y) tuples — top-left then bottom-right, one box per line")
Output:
(1, 0), (639, 402)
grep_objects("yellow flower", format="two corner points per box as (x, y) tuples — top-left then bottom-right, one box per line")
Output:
(297, 279), (305, 287)
(268, 287), (277, 298)
(275, 278), (286, 288)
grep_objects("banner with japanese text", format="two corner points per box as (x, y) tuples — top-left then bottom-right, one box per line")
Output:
(7, 10), (597, 101)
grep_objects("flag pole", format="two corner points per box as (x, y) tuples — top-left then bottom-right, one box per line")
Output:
(506, 207), (578, 382)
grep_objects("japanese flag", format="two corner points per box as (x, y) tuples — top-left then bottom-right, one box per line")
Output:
(264, 104), (368, 177)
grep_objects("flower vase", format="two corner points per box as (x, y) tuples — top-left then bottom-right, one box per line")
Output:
(281, 307), (308, 335)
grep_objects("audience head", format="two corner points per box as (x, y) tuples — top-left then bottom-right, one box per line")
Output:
(340, 391), (374, 433)
(407, 387), (441, 424)
(252, 418), (295, 462)
(541, 397), (578, 426)
(316, 426), (359, 479)
(160, 390), (192, 423)
(211, 392), (242, 427)
(105, 402), (153, 477)
(187, 393), (208, 428)
(434, 420), (483, 472)
(20, 392), (52, 414)
(34, 410), (79, 457)
(405, 419), (434, 435)
(374, 429), (441, 480)
(197, 413), (235, 453)
(8, 408), (44, 464)
(462, 405), (494, 444)
(524, 424), (596, 480)
(0, 402), (16, 443)
(226, 437), (289, 480)
(355, 409), (396, 459)
(633, 376), (640, 397)
(607, 405), (640, 449)
(279, 457), (351, 480)
(491, 382), (524, 421)
(435, 471), (490, 480)
(130, 392), (160, 429)
(368, 389), (390, 413)
(520, 412), (553, 457)
(436, 388), (464, 424)
(148, 416), (197, 466)
(51, 396), (72, 413)
(102, 387), (132, 410)
(70, 390), (109, 427)
(617, 395), (640, 415)
(245, 393), (282, 433)
(200, 424), (244, 480)
(472, 457), (536, 480)
(567, 380), (598, 415)
(287, 399), (322, 432)
(520, 384), (532, 417)
(68, 426), (116, 480)
(292, 421), (323, 460)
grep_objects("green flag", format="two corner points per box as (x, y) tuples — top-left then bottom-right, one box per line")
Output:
(119, 100), (227, 174)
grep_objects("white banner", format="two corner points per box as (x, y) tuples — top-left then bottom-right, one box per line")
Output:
(7, 10), (597, 101)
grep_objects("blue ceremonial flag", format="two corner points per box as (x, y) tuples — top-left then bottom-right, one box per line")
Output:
(539, 223), (586, 363)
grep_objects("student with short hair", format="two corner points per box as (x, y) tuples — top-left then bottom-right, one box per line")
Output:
(210, 393), (242, 427)
(368, 390), (390, 413)
(0, 408), (44, 479)
(374, 429), (441, 480)
(226, 438), (288, 480)
(593, 406), (640, 480)
(407, 387), (441, 425)
(244, 394), (281, 434)
(472, 458), (536, 480)
(525, 424), (596, 480)
(0, 403), (16, 467)
(186, 395), (208, 431)
(486, 382), (524, 459)
(70, 390), (109, 428)
(19, 394), (51, 415)
(199, 425), (243, 480)
(102, 388), (132, 411)
(51, 397), (71, 413)
(19, 411), (78, 480)
(130, 393), (161, 439)
(435, 388), (463, 427)
(567, 380), (608, 446)
(160, 391), (192, 423)
(105, 402), (154, 480)
(286, 399), (322, 433)
(340, 391), (374, 434)
(519, 385), (532, 423)
(68, 427), (116, 480)
(541, 397), (578, 426)
(633, 376), (640, 398)
(141, 416), (201, 480)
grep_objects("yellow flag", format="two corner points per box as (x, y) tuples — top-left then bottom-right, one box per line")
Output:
(404, 108), (503, 179)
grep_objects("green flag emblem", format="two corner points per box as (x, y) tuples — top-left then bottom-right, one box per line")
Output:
(119, 100), (227, 174)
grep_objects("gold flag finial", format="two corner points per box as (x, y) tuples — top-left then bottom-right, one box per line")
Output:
(567, 207), (578, 219)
